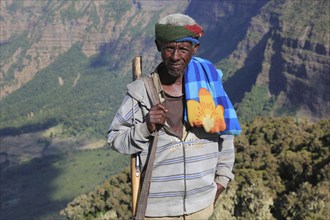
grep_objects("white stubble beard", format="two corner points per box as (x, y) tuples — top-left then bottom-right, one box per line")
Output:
(168, 70), (182, 78)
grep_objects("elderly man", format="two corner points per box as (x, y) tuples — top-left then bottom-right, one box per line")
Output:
(108, 13), (241, 219)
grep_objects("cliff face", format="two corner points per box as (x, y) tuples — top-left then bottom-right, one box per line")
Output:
(210, 0), (330, 122)
(269, 32), (329, 119)
(267, 0), (329, 120)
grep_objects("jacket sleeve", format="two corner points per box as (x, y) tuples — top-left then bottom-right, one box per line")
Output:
(215, 134), (235, 188)
(107, 93), (152, 154)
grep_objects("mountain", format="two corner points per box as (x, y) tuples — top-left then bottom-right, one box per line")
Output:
(0, 0), (329, 219)
(1, 0), (329, 133)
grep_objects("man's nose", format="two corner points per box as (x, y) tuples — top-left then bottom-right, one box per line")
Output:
(170, 49), (180, 61)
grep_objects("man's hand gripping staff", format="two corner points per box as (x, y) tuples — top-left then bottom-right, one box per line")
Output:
(146, 103), (168, 133)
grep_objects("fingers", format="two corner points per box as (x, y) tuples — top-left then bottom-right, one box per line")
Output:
(146, 104), (168, 132)
(214, 183), (225, 205)
(149, 106), (167, 124)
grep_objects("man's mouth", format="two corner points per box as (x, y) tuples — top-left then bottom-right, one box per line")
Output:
(168, 63), (182, 69)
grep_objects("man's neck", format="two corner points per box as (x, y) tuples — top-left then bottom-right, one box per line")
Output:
(158, 65), (184, 96)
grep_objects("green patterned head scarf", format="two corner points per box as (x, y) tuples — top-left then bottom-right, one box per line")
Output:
(155, 13), (204, 43)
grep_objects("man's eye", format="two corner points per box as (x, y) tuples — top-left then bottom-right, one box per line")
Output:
(165, 48), (174, 52)
(179, 48), (189, 53)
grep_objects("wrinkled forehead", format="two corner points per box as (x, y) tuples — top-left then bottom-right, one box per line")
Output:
(160, 41), (193, 48)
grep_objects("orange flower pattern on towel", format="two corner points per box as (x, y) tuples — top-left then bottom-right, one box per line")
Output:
(187, 88), (226, 133)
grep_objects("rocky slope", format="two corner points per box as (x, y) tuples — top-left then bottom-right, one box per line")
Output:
(217, 0), (329, 121)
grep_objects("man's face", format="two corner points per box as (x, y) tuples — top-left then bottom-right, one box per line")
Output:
(158, 41), (199, 77)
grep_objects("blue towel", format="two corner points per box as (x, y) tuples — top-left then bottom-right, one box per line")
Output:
(184, 57), (241, 135)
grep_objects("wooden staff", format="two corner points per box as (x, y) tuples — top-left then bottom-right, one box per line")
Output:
(131, 56), (142, 217)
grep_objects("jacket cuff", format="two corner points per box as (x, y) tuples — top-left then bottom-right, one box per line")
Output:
(215, 176), (231, 188)
(215, 167), (234, 188)
(139, 122), (152, 139)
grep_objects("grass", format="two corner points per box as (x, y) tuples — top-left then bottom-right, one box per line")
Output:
(50, 149), (128, 201)
(0, 148), (129, 220)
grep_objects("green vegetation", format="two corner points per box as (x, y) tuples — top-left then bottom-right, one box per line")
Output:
(60, 1), (80, 22)
(229, 117), (329, 219)
(0, 32), (31, 86)
(105, 0), (131, 22)
(60, 167), (132, 220)
(236, 85), (275, 124)
(50, 149), (128, 201)
(279, 0), (329, 44)
(5, 0), (24, 13)
(0, 43), (129, 138)
(218, 58), (239, 82)
(90, 2), (100, 28)
(0, 32), (29, 63)
(61, 117), (330, 220)
(0, 148), (129, 220)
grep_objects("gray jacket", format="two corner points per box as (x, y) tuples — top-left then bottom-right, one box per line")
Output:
(107, 73), (235, 217)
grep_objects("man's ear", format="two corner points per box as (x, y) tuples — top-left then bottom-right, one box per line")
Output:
(193, 43), (200, 55)
(155, 40), (162, 52)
